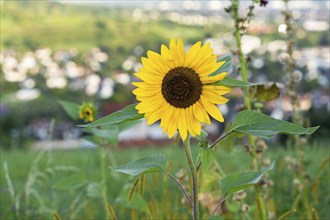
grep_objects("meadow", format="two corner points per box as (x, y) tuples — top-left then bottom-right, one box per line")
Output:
(1, 1), (329, 220)
(1, 143), (329, 219)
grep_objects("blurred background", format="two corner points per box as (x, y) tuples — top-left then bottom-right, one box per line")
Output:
(1, 0), (329, 148)
(1, 1), (330, 220)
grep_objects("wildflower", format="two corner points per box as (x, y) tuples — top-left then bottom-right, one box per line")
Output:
(132, 39), (231, 140)
(79, 102), (96, 122)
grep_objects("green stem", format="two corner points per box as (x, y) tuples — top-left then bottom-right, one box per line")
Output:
(165, 172), (192, 208)
(232, 1), (267, 219)
(233, 0), (251, 111)
(99, 147), (110, 219)
(255, 185), (267, 220)
(184, 136), (199, 220)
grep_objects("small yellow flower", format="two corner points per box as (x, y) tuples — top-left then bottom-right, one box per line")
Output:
(132, 39), (231, 140)
(79, 102), (96, 122)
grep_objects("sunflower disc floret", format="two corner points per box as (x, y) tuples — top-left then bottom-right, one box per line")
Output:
(132, 39), (231, 140)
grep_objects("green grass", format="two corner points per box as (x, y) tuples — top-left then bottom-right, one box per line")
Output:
(1, 144), (329, 219)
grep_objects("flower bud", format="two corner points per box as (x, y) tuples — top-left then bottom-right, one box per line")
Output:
(233, 190), (247, 201)
(241, 204), (249, 213)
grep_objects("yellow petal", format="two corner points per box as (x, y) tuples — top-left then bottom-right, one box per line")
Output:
(169, 38), (185, 66)
(136, 98), (165, 113)
(186, 106), (194, 136)
(132, 88), (161, 96)
(201, 72), (227, 84)
(193, 101), (211, 125)
(190, 43), (212, 67)
(147, 50), (171, 72)
(146, 103), (170, 125)
(136, 93), (163, 101)
(203, 85), (232, 95)
(198, 60), (225, 76)
(160, 106), (174, 134)
(134, 72), (162, 84)
(141, 57), (167, 76)
(178, 108), (188, 141)
(188, 106), (201, 136)
(176, 38), (185, 66)
(132, 82), (161, 89)
(200, 95), (224, 122)
(184, 41), (202, 67)
(202, 90), (229, 104)
(168, 108), (179, 138)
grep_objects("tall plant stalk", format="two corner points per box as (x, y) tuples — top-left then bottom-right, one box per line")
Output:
(230, 0), (267, 219)
(99, 146), (111, 219)
(184, 135), (199, 220)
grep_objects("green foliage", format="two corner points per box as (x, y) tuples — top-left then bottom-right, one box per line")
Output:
(51, 173), (87, 190)
(278, 209), (297, 220)
(116, 184), (150, 214)
(210, 54), (232, 76)
(58, 100), (80, 121)
(219, 161), (275, 198)
(110, 154), (167, 176)
(207, 215), (225, 220)
(214, 76), (258, 87)
(200, 148), (216, 172)
(86, 182), (105, 198)
(1, 146), (329, 219)
(229, 110), (319, 139)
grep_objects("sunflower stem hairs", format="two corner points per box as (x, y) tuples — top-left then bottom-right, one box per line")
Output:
(132, 38), (231, 141)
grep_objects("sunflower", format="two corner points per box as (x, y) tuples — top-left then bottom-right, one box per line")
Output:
(132, 39), (231, 140)
(79, 102), (96, 122)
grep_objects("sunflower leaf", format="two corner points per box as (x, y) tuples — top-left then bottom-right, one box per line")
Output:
(83, 126), (119, 143)
(79, 104), (143, 128)
(229, 110), (319, 139)
(58, 100), (80, 121)
(200, 148), (215, 172)
(219, 161), (275, 197)
(110, 154), (167, 176)
(210, 54), (233, 76)
(213, 76), (259, 87)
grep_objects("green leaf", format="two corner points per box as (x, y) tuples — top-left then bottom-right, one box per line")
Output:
(51, 173), (87, 190)
(194, 129), (208, 141)
(210, 54), (232, 76)
(214, 76), (258, 87)
(86, 182), (104, 198)
(195, 130), (209, 149)
(110, 154), (167, 176)
(117, 118), (143, 132)
(83, 126), (119, 143)
(201, 148), (215, 172)
(229, 110), (319, 139)
(79, 104), (143, 128)
(58, 100), (80, 121)
(207, 215), (225, 220)
(219, 161), (275, 197)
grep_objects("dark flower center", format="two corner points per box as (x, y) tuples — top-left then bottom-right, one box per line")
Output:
(161, 67), (202, 108)
(84, 109), (91, 116)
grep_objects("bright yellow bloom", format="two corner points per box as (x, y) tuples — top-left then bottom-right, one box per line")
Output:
(132, 39), (231, 140)
(79, 102), (96, 122)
